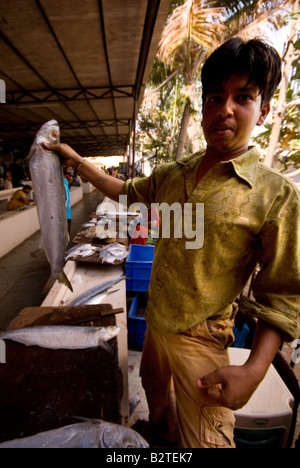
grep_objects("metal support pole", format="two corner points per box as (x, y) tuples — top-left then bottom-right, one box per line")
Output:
(131, 97), (138, 178)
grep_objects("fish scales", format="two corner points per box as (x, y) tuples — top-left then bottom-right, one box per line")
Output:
(0, 325), (120, 350)
(0, 420), (149, 448)
(27, 120), (72, 293)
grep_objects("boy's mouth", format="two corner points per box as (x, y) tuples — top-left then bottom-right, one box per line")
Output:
(212, 125), (234, 135)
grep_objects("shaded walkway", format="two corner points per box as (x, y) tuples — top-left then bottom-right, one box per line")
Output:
(0, 189), (104, 330)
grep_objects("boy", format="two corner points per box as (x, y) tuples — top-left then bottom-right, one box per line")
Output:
(45, 38), (300, 448)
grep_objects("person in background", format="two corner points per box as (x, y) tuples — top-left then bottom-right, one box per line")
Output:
(4, 170), (13, 190)
(63, 176), (72, 235)
(0, 162), (4, 190)
(7, 184), (33, 211)
(146, 208), (160, 246)
(9, 158), (26, 187)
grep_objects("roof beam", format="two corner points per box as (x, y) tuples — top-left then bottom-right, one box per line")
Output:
(5, 86), (134, 106)
(98, 0), (119, 137)
(0, 27), (96, 139)
(134, 0), (161, 101)
(35, 0), (106, 138)
(0, 119), (130, 133)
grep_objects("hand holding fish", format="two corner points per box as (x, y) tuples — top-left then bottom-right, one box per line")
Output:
(43, 142), (82, 170)
(44, 141), (125, 202)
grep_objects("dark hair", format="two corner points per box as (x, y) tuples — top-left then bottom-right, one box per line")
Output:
(22, 184), (32, 190)
(201, 37), (282, 108)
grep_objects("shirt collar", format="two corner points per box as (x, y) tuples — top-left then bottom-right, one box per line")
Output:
(177, 146), (260, 188)
(228, 146), (260, 187)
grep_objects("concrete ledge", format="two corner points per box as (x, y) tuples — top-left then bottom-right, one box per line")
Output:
(0, 206), (40, 258)
(0, 185), (83, 258)
(70, 185), (83, 205)
(82, 182), (95, 193)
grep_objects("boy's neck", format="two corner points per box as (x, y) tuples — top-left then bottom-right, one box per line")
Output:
(195, 145), (249, 186)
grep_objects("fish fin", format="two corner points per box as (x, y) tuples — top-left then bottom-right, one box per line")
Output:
(99, 341), (114, 354)
(42, 272), (73, 298)
(57, 272), (73, 292)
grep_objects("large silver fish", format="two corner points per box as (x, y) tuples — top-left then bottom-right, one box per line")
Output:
(0, 325), (120, 350)
(0, 420), (149, 448)
(27, 120), (72, 293)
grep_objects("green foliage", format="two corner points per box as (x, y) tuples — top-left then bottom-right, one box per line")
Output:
(136, 58), (187, 163)
(254, 8), (300, 171)
(135, 0), (298, 169)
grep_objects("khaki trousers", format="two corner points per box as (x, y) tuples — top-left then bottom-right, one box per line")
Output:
(140, 317), (236, 448)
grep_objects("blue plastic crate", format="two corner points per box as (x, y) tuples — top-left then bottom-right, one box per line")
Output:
(233, 323), (249, 348)
(128, 293), (147, 351)
(125, 244), (154, 292)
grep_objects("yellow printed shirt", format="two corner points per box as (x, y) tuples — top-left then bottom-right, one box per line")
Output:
(12, 190), (27, 201)
(122, 147), (300, 341)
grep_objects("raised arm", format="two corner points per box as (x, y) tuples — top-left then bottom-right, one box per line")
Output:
(44, 143), (125, 202)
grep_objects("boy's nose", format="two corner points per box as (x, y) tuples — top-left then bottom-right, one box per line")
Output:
(217, 98), (234, 118)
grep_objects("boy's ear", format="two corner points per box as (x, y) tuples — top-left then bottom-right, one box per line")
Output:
(257, 102), (270, 126)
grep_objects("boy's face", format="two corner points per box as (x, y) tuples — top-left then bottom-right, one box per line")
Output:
(202, 74), (270, 159)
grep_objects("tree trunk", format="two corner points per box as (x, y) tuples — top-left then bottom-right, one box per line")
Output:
(264, 1), (300, 167)
(175, 100), (191, 160)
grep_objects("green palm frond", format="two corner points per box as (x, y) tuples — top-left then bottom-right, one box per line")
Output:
(158, 0), (225, 66)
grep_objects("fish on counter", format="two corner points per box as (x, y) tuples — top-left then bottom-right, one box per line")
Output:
(27, 120), (72, 294)
(65, 242), (129, 265)
(98, 242), (129, 264)
(65, 243), (99, 260)
(0, 419), (149, 448)
(67, 276), (124, 306)
(0, 325), (120, 351)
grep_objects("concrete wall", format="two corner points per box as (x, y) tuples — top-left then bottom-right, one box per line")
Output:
(0, 186), (83, 258)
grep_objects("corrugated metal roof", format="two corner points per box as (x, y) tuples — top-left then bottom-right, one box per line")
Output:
(0, 0), (170, 156)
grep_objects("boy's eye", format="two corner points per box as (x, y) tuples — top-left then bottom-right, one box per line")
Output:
(207, 95), (222, 103)
(237, 94), (252, 102)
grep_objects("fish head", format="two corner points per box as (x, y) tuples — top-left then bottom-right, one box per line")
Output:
(35, 120), (60, 146)
(101, 422), (149, 448)
(106, 326), (120, 340)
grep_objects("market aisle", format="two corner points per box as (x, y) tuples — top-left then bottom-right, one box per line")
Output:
(0, 189), (104, 330)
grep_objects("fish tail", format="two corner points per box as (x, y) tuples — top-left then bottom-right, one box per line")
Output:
(42, 272), (73, 297)
(58, 272), (73, 292)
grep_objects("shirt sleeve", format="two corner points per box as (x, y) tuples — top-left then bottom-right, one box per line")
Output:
(239, 181), (300, 342)
(122, 171), (158, 207)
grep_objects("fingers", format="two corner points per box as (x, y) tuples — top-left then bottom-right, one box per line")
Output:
(197, 368), (221, 389)
(43, 142), (60, 152)
(42, 143), (79, 163)
(197, 372), (225, 406)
